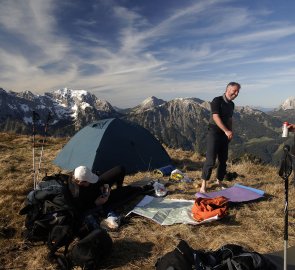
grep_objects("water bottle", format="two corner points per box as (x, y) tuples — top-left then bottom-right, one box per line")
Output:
(282, 122), (289, 138)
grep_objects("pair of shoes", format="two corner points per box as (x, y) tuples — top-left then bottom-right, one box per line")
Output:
(100, 212), (121, 231)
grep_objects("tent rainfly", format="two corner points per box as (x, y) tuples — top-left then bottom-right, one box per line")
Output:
(54, 118), (171, 174)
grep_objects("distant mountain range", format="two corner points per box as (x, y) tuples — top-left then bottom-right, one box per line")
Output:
(0, 88), (121, 135)
(251, 106), (275, 112)
(1, 87), (294, 165)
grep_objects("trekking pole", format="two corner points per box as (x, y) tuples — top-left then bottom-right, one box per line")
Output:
(278, 144), (293, 270)
(36, 111), (52, 183)
(32, 111), (40, 190)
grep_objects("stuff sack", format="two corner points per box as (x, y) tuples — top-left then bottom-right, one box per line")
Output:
(156, 241), (276, 270)
(155, 240), (214, 270)
(48, 225), (74, 256)
(67, 228), (113, 270)
(155, 240), (194, 270)
(192, 196), (228, 222)
(211, 244), (277, 270)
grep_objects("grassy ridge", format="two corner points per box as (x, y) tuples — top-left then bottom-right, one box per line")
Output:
(0, 133), (295, 269)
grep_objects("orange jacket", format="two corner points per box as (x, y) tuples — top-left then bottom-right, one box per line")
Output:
(192, 196), (228, 222)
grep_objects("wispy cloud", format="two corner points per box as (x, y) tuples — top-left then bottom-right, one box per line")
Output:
(226, 26), (295, 44)
(1, 0), (295, 107)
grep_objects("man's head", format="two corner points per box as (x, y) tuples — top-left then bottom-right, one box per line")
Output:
(73, 165), (99, 186)
(225, 82), (240, 101)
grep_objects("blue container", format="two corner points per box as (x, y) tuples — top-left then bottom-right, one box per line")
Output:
(154, 165), (176, 176)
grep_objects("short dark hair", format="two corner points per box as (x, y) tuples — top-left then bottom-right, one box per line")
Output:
(227, 82), (241, 89)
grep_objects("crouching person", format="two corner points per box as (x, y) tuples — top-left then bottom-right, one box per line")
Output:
(69, 165), (141, 232)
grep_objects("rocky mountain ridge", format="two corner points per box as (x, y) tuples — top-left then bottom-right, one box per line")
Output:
(0, 87), (293, 164)
(0, 87), (121, 135)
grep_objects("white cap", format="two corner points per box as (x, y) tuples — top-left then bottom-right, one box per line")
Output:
(74, 166), (99, 184)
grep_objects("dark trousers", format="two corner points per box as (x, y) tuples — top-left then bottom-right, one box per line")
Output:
(98, 165), (125, 188)
(201, 129), (229, 181)
(98, 165), (142, 213)
(103, 186), (142, 213)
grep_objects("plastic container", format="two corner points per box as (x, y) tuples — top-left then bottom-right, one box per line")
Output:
(153, 181), (168, 197)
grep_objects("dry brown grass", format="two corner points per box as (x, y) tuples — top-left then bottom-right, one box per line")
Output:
(0, 132), (295, 269)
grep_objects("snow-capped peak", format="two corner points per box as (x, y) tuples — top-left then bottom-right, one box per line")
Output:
(279, 97), (295, 110)
(48, 88), (115, 116)
(53, 88), (88, 100)
(141, 96), (165, 108)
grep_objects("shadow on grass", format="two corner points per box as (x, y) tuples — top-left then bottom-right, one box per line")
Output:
(171, 157), (204, 171)
(100, 238), (154, 268)
(0, 226), (16, 239)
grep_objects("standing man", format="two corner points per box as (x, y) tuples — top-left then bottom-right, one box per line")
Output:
(200, 82), (241, 193)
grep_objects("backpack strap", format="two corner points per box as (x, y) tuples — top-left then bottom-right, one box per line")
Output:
(176, 240), (207, 270)
(192, 251), (209, 270)
(226, 258), (234, 270)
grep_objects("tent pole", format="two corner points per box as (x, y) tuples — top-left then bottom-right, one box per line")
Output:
(278, 144), (293, 270)
(32, 111), (40, 190)
(284, 175), (288, 270)
(36, 112), (52, 183)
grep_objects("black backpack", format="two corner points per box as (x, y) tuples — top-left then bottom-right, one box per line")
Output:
(19, 174), (75, 245)
(155, 240), (277, 270)
(67, 228), (113, 270)
(20, 174), (114, 270)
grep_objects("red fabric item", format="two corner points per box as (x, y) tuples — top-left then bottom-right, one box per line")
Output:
(192, 196), (228, 222)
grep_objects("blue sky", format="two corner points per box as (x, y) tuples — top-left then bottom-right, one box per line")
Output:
(1, 0), (295, 108)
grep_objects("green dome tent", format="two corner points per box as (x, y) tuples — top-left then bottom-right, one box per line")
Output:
(53, 118), (171, 174)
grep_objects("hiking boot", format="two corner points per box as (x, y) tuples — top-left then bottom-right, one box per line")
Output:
(100, 212), (121, 231)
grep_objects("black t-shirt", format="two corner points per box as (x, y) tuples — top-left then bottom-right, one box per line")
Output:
(209, 95), (234, 131)
(72, 182), (103, 213)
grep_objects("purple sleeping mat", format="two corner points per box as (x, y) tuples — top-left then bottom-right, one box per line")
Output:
(196, 184), (264, 203)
